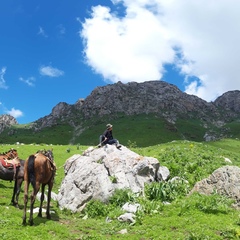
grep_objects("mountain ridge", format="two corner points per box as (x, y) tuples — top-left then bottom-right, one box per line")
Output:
(0, 80), (240, 145)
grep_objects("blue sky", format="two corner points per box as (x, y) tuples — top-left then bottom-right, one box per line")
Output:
(1, 0), (240, 124)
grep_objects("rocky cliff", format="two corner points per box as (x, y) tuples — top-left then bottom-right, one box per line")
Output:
(0, 114), (18, 132)
(33, 80), (240, 130)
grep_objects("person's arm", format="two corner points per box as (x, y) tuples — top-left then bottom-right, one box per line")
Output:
(103, 130), (108, 142)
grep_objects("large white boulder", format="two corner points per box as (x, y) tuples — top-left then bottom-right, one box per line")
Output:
(57, 145), (166, 212)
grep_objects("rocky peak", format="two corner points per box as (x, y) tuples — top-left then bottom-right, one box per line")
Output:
(80, 80), (220, 123)
(214, 90), (240, 113)
(32, 102), (77, 130)
(0, 114), (18, 133)
(28, 81), (240, 133)
(52, 102), (72, 117)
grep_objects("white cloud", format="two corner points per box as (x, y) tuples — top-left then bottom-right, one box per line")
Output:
(39, 65), (64, 77)
(38, 26), (48, 38)
(81, 4), (174, 83)
(19, 77), (35, 86)
(0, 67), (8, 89)
(80, 0), (240, 101)
(7, 108), (23, 118)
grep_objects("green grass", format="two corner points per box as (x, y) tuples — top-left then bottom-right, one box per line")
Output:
(0, 139), (240, 239)
(0, 124), (74, 145)
(206, 138), (240, 153)
(3, 113), (240, 147)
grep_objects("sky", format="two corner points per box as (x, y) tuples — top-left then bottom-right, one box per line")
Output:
(1, 0), (240, 124)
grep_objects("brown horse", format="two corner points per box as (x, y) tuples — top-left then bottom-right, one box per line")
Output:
(22, 149), (56, 226)
(0, 149), (25, 207)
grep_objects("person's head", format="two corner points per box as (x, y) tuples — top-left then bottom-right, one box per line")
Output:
(106, 123), (113, 130)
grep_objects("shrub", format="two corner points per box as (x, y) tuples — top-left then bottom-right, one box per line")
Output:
(82, 199), (109, 218)
(108, 188), (137, 207)
(144, 179), (190, 202)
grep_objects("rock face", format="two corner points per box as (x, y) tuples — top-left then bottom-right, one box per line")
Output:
(80, 81), (218, 120)
(57, 144), (165, 212)
(190, 165), (240, 208)
(214, 90), (240, 113)
(29, 81), (240, 140)
(0, 114), (18, 133)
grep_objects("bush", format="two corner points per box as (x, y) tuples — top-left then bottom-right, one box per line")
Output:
(82, 199), (109, 218)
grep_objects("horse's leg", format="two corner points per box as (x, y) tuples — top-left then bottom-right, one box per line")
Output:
(29, 183), (40, 226)
(38, 184), (45, 218)
(11, 177), (18, 206)
(22, 181), (29, 225)
(11, 167), (22, 207)
(15, 178), (24, 208)
(46, 181), (53, 219)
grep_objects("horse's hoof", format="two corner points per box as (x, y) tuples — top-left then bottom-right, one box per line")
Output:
(13, 203), (19, 208)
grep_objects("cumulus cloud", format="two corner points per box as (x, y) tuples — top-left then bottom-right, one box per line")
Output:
(0, 67), (8, 89)
(7, 108), (23, 118)
(39, 65), (64, 77)
(80, 0), (240, 101)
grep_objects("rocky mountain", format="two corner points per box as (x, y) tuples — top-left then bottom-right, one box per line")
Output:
(32, 80), (240, 130)
(0, 114), (18, 132)
(214, 90), (240, 113)
(1, 80), (240, 143)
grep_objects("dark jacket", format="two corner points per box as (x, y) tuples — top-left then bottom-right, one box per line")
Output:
(103, 129), (113, 142)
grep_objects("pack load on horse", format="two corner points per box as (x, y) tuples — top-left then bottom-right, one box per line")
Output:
(22, 149), (56, 226)
(0, 148), (25, 207)
(0, 148), (20, 177)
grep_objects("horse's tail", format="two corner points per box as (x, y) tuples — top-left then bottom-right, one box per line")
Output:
(27, 155), (36, 188)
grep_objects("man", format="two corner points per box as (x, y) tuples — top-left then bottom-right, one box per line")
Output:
(100, 123), (121, 149)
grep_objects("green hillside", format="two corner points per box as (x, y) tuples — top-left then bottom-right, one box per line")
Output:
(0, 139), (240, 239)
(2, 113), (238, 147)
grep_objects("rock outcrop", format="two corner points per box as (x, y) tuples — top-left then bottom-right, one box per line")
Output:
(57, 144), (168, 212)
(190, 165), (240, 208)
(0, 114), (18, 133)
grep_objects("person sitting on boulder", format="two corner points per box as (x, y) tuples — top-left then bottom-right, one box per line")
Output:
(101, 123), (121, 149)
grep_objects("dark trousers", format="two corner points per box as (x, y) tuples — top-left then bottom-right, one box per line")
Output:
(106, 139), (119, 145)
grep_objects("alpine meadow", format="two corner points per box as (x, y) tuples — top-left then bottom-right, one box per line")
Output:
(1, 81), (240, 239)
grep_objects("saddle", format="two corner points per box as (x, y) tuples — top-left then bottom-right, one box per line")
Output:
(0, 157), (21, 169)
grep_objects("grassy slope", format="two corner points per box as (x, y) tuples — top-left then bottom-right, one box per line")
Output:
(0, 139), (240, 239)
(0, 114), (213, 146)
